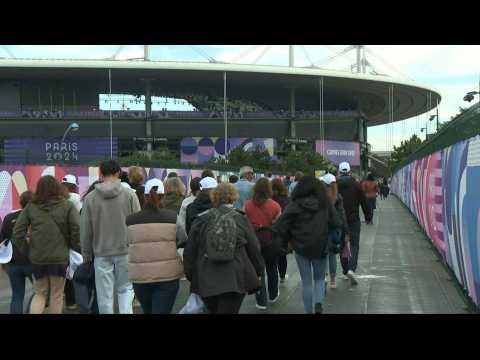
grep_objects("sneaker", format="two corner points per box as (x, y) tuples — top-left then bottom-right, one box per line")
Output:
(314, 303), (323, 314)
(280, 274), (289, 283)
(65, 304), (78, 311)
(269, 291), (280, 304)
(255, 303), (267, 310)
(347, 270), (358, 286)
(342, 274), (349, 280)
(330, 279), (337, 289)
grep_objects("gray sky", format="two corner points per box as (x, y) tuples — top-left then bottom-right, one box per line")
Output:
(1, 45), (478, 151)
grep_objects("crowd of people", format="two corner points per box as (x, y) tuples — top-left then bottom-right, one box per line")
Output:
(0, 159), (390, 315)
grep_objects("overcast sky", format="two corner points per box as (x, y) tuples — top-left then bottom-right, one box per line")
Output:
(1, 45), (478, 152)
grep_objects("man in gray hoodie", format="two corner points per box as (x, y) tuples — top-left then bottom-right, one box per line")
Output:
(81, 160), (141, 314)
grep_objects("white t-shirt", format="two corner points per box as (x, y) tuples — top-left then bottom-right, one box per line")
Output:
(68, 193), (82, 212)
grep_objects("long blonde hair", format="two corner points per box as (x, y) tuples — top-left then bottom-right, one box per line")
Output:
(164, 177), (186, 197)
(324, 182), (338, 206)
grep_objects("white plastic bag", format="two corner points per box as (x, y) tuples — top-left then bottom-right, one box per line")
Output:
(179, 293), (206, 314)
(66, 250), (84, 280)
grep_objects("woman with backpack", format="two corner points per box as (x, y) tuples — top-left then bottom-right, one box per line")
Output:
(13, 175), (81, 314)
(126, 178), (184, 314)
(245, 178), (282, 310)
(271, 179), (290, 284)
(272, 176), (341, 314)
(183, 183), (264, 314)
(320, 174), (350, 289)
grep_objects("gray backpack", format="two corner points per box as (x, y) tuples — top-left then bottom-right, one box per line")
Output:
(204, 208), (238, 263)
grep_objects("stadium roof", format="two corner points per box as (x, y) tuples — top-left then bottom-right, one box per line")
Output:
(0, 58), (441, 126)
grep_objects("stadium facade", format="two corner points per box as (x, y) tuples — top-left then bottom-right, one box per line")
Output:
(0, 58), (441, 170)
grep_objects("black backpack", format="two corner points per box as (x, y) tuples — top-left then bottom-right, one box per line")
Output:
(203, 208), (238, 263)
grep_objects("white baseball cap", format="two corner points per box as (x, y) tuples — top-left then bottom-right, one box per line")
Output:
(144, 178), (165, 194)
(339, 162), (351, 174)
(321, 173), (337, 185)
(62, 174), (78, 185)
(200, 176), (218, 190)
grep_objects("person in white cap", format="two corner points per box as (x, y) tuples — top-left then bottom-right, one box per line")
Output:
(320, 173), (351, 288)
(62, 174), (82, 212)
(185, 176), (218, 235)
(336, 162), (370, 284)
(126, 178), (184, 314)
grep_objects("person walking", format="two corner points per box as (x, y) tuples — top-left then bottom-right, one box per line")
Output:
(272, 176), (341, 314)
(288, 171), (304, 196)
(233, 166), (255, 211)
(185, 177), (217, 235)
(320, 174), (350, 289)
(271, 179), (290, 284)
(128, 166), (146, 208)
(183, 183), (264, 314)
(127, 179), (184, 314)
(13, 176), (81, 314)
(62, 175), (82, 212)
(163, 177), (186, 214)
(245, 178), (282, 310)
(80, 160), (141, 314)
(0, 191), (34, 314)
(177, 177), (201, 247)
(361, 174), (379, 224)
(336, 162), (370, 284)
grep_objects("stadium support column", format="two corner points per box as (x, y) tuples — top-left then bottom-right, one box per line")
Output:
(356, 45), (361, 73)
(145, 79), (153, 156)
(290, 88), (296, 151)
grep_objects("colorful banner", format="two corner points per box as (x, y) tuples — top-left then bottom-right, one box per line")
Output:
(180, 137), (277, 164)
(391, 135), (480, 308)
(3, 137), (118, 164)
(315, 140), (360, 166)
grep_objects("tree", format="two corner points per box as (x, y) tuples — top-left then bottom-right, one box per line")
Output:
(388, 134), (424, 171)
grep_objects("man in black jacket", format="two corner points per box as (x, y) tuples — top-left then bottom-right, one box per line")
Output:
(336, 162), (371, 284)
(185, 177), (218, 235)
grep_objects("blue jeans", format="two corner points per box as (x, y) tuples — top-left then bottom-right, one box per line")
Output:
(94, 255), (134, 314)
(328, 254), (337, 278)
(294, 253), (327, 314)
(5, 264), (33, 314)
(133, 280), (180, 314)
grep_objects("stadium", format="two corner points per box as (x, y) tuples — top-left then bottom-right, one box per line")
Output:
(0, 46), (441, 171)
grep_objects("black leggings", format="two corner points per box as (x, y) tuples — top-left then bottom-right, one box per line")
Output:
(202, 292), (245, 314)
(278, 255), (287, 279)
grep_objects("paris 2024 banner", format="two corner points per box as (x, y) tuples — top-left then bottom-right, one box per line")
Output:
(391, 135), (480, 308)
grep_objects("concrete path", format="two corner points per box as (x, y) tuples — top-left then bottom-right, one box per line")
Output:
(0, 196), (472, 314)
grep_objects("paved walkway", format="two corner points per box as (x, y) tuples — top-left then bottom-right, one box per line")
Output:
(0, 196), (472, 314)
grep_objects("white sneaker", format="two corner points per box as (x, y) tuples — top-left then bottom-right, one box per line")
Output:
(342, 274), (349, 280)
(269, 291), (280, 304)
(347, 270), (358, 286)
(280, 274), (289, 283)
(256, 303), (267, 310)
(330, 279), (337, 289)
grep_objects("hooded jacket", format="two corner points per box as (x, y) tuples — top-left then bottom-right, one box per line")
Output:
(272, 195), (341, 259)
(337, 175), (370, 224)
(183, 205), (264, 298)
(13, 199), (80, 265)
(185, 191), (212, 235)
(80, 180), (141, 261)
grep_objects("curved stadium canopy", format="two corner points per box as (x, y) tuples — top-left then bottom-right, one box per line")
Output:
(0, 58), (441, 126)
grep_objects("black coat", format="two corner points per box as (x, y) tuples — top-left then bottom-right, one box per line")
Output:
(337, 175), (371, 224)
(334, 194), (350, 236)
(183, 206), (265, 298)
(185, 191), (212, 235)
(272, 195), (341, 260)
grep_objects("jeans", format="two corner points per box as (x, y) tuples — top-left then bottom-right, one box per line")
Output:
(278, 254), (288, 279)
(133, 280), (180, 314)
(202, 292), (245, 314)
(340, 221), (361, 274)
(256, 245), (279, 306)
(327, 253), (337, 278)
(294, 252), (327, 314)
(5, 264), (33, 314)
(94, 255), (134, 314)
(30, 275), (66, 314)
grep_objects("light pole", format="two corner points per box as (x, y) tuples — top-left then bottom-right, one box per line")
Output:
(420, 124), (428, 141)
(61, 122), (79, 143)
(429, 114), (439, 132)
